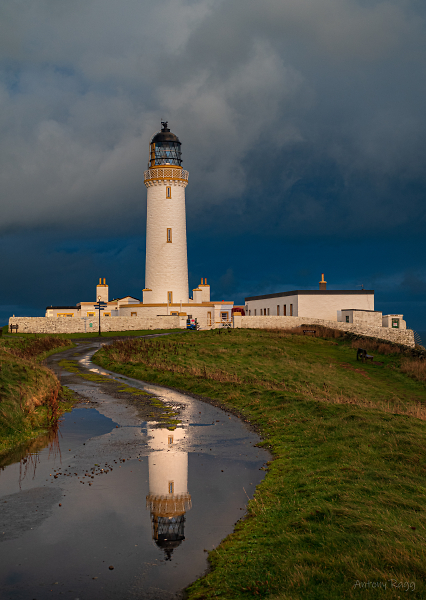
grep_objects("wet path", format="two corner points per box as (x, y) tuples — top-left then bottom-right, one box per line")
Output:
(0, 340), (270, 600)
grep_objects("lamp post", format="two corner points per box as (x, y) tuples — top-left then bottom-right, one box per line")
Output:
(94, 296), (107, 336)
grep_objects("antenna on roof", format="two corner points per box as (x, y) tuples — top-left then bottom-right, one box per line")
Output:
(356, 284), (365, 290)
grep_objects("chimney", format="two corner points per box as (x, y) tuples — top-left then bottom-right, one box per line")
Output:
(319, 273), (327, 290)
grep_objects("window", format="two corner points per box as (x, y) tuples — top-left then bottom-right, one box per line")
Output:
(168, 481), (174, 494)
(267, 308), (270, 315)
(290, 304), (293, 316)
(392, 318), (399, 329)
(171, 311), (178, 316)
(168, 291), (173, 304)
(168, 435), (174, 445)
(207, 311), (212, 325)
(283, 305), (286, 316)
(131, 312), (137, 317)
(103, 313), (110, 317)
(166, 186), (171, 198)
(277, 305), (280, 315)
(260, 309), (263, 316)
(167, 228), (172, 242)
(58, 313), (74, 317)
(346, 315), (350, 323)
(249, 310), (251, 316)
(87, 312), (95, 317)
(254, 309), (256, 316)
(264, 308), (267, 316)
(221, 312), (228, 321)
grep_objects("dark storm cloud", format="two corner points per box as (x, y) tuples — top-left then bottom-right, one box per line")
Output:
(1, 1), (426, 330)
(0, 0), (425, 237)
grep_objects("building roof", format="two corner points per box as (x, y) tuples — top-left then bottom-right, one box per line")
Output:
(150, 122), (181, 145)
(341, 309), (380, 312)
(116, 296), (140, 301)
(245, 290), (374, 301)
(46, 306), (77, 310)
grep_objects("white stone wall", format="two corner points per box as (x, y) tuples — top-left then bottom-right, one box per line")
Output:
(8, 315), (185, 334)
(118, 302), (233, 330)
(246, 292), (374, 321)
(145, 176), (189, 305)
(299, 293), (374, 321)
(232, 315), (415, 347)
(340, 309), (382, 327)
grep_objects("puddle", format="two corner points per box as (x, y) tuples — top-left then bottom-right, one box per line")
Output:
(0, 341), (270, 599)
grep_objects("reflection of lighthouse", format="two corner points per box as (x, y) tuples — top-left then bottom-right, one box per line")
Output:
(146, 426), (191, 560)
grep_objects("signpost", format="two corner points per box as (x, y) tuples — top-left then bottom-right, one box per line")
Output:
(94, 298), (107, 336)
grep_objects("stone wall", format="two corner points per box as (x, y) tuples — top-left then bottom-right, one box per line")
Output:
(232, 315), (415, 348)
(8, 315), (186, 334)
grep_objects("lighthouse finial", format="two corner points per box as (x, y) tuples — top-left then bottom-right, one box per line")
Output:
(161, 121), (170, 132)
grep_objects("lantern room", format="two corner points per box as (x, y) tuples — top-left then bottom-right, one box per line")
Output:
(149, 121), (182, 168)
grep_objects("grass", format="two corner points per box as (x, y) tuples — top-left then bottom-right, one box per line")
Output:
(0, 336), (76, 453)
(93, 328), (426, 599)
(1, 324), (182, 339)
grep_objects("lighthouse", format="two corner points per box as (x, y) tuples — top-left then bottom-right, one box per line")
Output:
(143, 122), (190, 305)
(146, 425), (192, 560)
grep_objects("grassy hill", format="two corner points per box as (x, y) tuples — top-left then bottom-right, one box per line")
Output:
(0, 336), (74, 453)
(94, 328), (426, 599)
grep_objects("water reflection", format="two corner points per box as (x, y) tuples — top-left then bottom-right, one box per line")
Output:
(146, 424), (192, 560)
(0, 422), (61, 485)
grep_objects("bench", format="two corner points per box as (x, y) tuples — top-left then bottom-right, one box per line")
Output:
(357, 348), (373, 363)
(303, 329), (316, 336)
(10, 324), (19, 333)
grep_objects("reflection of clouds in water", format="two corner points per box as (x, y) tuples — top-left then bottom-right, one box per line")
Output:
(146, 424), (191, 561)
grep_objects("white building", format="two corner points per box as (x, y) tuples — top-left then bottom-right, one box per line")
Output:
(245, 275), (406, 330)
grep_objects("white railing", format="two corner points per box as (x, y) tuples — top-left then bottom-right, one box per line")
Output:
(144, 168), (189, 181)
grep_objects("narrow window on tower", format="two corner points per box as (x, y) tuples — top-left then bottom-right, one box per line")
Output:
(277, 305), (280, 315)
(167, 228), (172, 243)
(168, 481), (174, 494)
(290, 303), (293, 316)
(283, 305), (286, 316)
(168, 291), (173, 304)
(166, 186), (171, 198)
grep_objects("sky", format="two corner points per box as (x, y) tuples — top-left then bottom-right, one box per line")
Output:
(1, 0), (425, 332)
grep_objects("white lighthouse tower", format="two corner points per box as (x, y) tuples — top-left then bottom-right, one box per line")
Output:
(146, 425), (192, 560)
(143, 122), (189, 306)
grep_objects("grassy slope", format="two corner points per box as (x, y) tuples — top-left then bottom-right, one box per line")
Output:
(1, 325), (182, 339)
(94, 329), (426, 599)
(0, 337), (74, 453)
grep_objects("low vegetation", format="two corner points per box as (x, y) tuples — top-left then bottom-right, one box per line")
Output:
(1, 324), (181, 339)
(0, 336), (74, 453)
(94, 328), (426, 599)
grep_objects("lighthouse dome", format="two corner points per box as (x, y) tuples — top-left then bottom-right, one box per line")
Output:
(149, 121), (182, 167)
